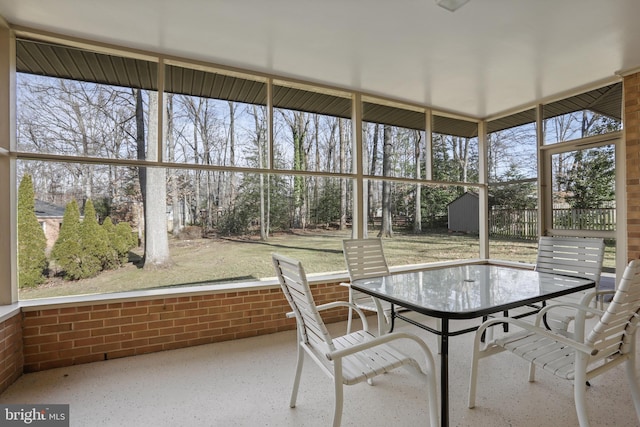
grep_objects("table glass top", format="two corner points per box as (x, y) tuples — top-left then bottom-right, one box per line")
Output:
(351, 264), (594, 318)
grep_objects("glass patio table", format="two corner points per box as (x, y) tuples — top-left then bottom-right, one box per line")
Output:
(350, 263), (595, 427)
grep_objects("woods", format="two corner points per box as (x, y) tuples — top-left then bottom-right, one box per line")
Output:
(15, 68), (617, 289)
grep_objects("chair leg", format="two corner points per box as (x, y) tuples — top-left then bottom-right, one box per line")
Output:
(573, 355), (591, 427)
(333, 363), (344, 427)
(289, 341), (305, 408)
(378, 310), (389, 336)
(528, 362), (536, 382)
(626, 356), (640, 422)
(425, 367), (440, 427)
(485, 323), (494, 343)
(346, 308), (354, 334)
(468, 339), (480, 408)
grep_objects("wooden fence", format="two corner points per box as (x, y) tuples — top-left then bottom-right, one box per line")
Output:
(489, 208), (615, 240)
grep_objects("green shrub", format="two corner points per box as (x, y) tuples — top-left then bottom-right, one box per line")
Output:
(51, 200), (83, 280)
(116, 221), (138, 252)
(79, 200), (110, 278)
(100, 217), (121, 269)
(17, 175), (48, 288)
(52, 200), (138, 280)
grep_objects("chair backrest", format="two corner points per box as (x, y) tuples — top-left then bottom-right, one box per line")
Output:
(343, 238), (389, 281)
(535, 236), (605, 285)
(272, 253), (335, 355)
(587, 259), (640, 359)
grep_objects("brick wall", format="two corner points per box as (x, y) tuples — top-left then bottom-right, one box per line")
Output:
(21, 282), (349, 373)
(626, 72), (640, 261)
(0, 313), (23, 393)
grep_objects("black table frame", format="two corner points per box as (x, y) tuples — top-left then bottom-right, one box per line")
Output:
(350, 265), (595, 427)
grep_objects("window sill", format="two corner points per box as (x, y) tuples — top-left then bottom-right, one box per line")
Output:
(14, 258), (532, 312)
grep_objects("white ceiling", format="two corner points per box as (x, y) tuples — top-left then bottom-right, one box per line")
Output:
(1, 0), (639, 119)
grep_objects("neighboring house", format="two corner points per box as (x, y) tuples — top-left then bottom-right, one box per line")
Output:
(448, 192), (479, 234)
(34, 199), (65, 252)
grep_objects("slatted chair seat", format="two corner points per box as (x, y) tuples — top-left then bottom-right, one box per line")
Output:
(326, 330), (420, 385)
(468, 259), (640, 427)
(495, 331), (578, 379)
(272, 253), (439, 427)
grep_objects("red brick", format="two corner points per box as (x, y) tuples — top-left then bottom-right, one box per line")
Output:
(104, 333), (132, 344)
(132, 330), (159, 339)
(91, 326), (120, 337)
(121, 307), (148, 316)
(74, 336), (105, 347)
(40, 324), (72, 334)
(90, 310), (120, 320)
(91, 343), (121, 353)
(75, 320), (105, 330)
(106, 349), (136, 359)
(120, 323), (149, 333)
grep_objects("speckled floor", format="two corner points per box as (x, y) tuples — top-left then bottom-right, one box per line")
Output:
(2, 312), (639, 427)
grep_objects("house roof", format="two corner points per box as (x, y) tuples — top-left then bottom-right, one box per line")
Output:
(1, 1), (637, 122)
(447, 191), (479, 207)
(34, 200), (65, 219)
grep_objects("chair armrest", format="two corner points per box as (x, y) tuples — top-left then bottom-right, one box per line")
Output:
(286, 301), (370, 331)
(534, 302), (604, 326)
(327, 331), (437, 370)
(580, 289), (615, 309)
(339, 281), (351, 288)
(476, 317), (598, 356)
(535, 302), (604, 341)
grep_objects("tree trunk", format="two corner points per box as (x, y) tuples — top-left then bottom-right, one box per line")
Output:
(228, 101), (236, 209)
(138, 90), (172, 268)
(339, 118), (347, 230)
(135, 89), (146, 243)
(252, 106), (268, 241)
(285, 111), (308, 229)
(378, 125), (393, 238)
(166, 94), (182, 236)
(414, 130), (422, 233)
(369, 124), (379, 224)
(313, 115), (320, 224)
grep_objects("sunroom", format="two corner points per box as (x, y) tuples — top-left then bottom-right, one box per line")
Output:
(1, 1), (640, 426)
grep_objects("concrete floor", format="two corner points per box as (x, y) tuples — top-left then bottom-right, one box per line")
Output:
(2, 313), (639, 427)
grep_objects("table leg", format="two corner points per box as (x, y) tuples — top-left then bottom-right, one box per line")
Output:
(440, 319), (449, 427)
(389, 304), (395, 333)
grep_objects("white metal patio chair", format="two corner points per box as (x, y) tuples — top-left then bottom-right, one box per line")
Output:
(468, 259), (640, 427)
(342, 238), (443, 352)
(491, 236), (605, 340)
(535, 236), (605, 337)
(272, 253), (439, 427)
(342, 238), (392, 335)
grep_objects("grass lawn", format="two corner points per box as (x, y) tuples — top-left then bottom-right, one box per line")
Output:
(18, 231), (616, 300)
